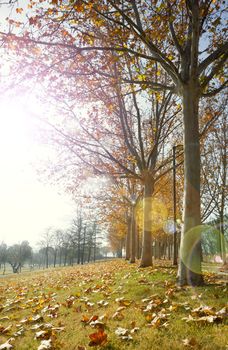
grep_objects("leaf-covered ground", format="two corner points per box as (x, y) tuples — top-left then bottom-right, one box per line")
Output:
(0, 260), (227, 350)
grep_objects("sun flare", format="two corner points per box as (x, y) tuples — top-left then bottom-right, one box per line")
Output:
(0, 96), (75, 245)
(0, 98), (33, 158)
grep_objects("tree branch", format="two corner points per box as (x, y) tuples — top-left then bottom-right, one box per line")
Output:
(198, 42), (228, 74)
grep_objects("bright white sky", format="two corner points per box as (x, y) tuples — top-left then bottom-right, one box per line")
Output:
(0, 2), (79, 247)
(0, 95), (76, 247)
(0, 1), (105, 248)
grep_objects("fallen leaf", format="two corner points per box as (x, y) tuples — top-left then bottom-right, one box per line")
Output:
(0, 343), (13, 350)
(37, 339), (52, 350)
(115, 298), (132, 307)
(89, 320), (105, 329)
(0, 324), (12, 334)
(97, 300), (109, 307)
(130, 327), (139, 333)
(114, 327), (133, 340)
(182, 337), (198, 347)
(115, 327), (129, 336)
(35, 330), (51, 340)
(88, 329), (107, 347)
(112, 311), (124, 321)
(13, 327), (25, 337)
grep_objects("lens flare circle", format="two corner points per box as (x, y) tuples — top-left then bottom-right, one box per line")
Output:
(180, 224), (227, 275)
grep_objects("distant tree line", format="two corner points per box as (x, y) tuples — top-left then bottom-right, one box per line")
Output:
(0, 216), (107, 274)
(37, 219), (103, 269)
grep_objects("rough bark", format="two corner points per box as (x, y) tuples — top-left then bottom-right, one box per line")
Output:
(53, 249), (57, 267)
(136, 225), (141, 259)
(129, 205), (136, 263)
(178, 83), (204, 286)
(81, 226), (86, 264)
(46, 247), (49, 269)
(140, 174), (154, 267)
(125, 216), (131, 260)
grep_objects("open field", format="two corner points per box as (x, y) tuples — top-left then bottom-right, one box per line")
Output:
(0, 260), (227, 350)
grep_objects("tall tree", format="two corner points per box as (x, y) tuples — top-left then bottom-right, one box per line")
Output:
(40, 77), (180, 267)
(39, 227), (53, 269)
(1, 0), (227, 284)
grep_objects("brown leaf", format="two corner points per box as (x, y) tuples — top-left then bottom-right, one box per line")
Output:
(130, 321), (136, 329)
(115, 298), (132, 307)
(0, 324), (12, 334)
(112, 311), (124, 321)
(35, 330), (51, 340)
(191, 305), (215, 317)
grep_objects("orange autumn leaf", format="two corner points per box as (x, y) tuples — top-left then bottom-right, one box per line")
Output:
(16, 8), (23, 14)
(88, 329), (107, 347)
(81, 315), (90, 323)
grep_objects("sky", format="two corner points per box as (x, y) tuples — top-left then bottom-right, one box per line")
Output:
(0, 2), (105, 248)
(0, 94), (76, 247)
(0, 1), (81, 247)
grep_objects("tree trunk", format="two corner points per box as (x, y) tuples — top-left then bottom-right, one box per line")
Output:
(64, 248), (67, 266)
(46, 247), (49, 269)
(178, 83), (204, 286)
(12, 263), (20, 273)
(129, 205), (136, 263)
(220, 217), (226, 264)
(81, 227), (86, 264)
(136, 225), (141, 259)
(168, 238), (171, 260)
(93, 235), (96, 262)
(77, 229), (81, 264)
(117, 239), (123, 258)
(53, 249), (57, 267)
(173, 145), (178, 265)
(220, 132), (227, 264)
(140, 174), (154, 267)
(125, 216), (130, 260)
(59, 249), (62, 266)
(87, 242), (92, 263)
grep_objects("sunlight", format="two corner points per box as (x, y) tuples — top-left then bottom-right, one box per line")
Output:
(0, 97), (34, 161)
(0, 95), (75, 245)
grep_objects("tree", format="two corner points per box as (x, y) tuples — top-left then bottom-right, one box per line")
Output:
(7, 241), (32, 273)
(51, 229), (65, 267)
(1, 0), (227, 285)
(39, 75), (180, 267)
(0, 242), (7, 274)
(39, 227), (53, 269)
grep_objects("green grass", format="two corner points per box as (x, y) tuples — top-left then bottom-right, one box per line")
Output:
(0, 260), (227, 349)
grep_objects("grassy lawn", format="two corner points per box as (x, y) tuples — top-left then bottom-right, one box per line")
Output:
(0, 260), (227, 350)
